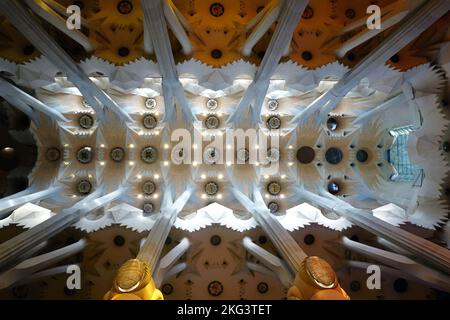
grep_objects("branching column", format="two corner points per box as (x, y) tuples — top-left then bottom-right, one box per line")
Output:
(291, 0), (450, 125)
(0, 187), (126, 272)
(296, 188), (450, 275)
(0, 1), (133, 123)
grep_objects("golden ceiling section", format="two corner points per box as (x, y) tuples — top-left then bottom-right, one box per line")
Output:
(0, 0), (447, 69)
(173, 0), (271, 66)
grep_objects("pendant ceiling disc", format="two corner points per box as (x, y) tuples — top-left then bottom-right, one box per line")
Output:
(142, 180), (156, 195)
(205, 181), (219, 196)
(77, 179), (92, 195)
(77, 146), (93, 164)
(267, 181), (281, 196)
(141, 146), (158, 164)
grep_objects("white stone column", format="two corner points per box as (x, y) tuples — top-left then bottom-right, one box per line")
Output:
(25, 0), (94, 52)
(0, 239), (86, 289)
(137, 187), (193, 273)
(228, 0), (308, 126)
(0, 77), (69, 123)
(338, 236), (450, 292)
(0, 187), (125, 272)
(0, 1), (133, 124)
(296, 187), (450, 275)
(0, 186), (63, 219)
(230, 186), (307, 274)
(290, 0), (450, 125)
(140, 0), (195, 125)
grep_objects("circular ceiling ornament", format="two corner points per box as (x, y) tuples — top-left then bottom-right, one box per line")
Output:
(142, 181), (156, 195)
(296, 146), (315, 164)
(117, 0), (133, 14)
(207, 281), (223, 297)
(257, 282), (269, 294)
(267, 99), (279, 111)
(143, 114), (158, 129)
(110, 147), (125, 162)
(76, 146), (93, 164)
(266, 116), (281, 130)
(205, 115), (220, 129)
(209, 3), (225, 17)
(303, 234), (315, 245)
(210, 235), (221, 246)
(237, 148), (249, 163)
(302, 5), (314, 19)
(268, 201), (279, 213)
(78, 114), (94, 129)
(327, 181), (340, 195)
(266, 148), (280, 163)
(356, 149), (369, 163)
(267, 182), (281, 196)
(326, 117), (339, 131)
(45, 147), (61, 162)
(77, 179), (92, 195)
(141, 146), (158, 164)
(393, 278), (408, 293)
(145, 98), (157, 110)
(143, 202), (154, 215)
(206, 99), (218, 111)
(114, 235), (125, 247)
(325, 148), (343, 165)
(204, 147), (220, 165)
(211, 49), (223, 60)
(161, 284), (173, 295)
(205, 181), (219, 196)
